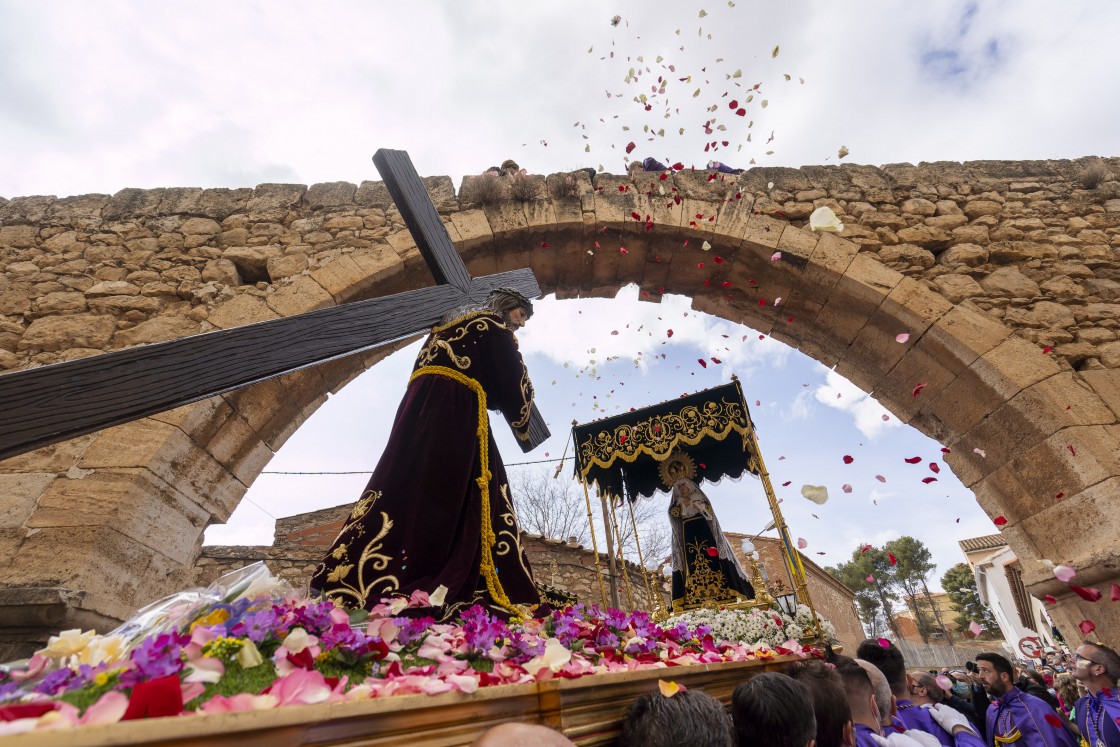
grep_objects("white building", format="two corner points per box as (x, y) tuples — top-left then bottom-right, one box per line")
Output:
(958, 535), (1062, 657)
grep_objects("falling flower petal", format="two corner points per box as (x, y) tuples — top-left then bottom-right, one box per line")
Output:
(969, 621), (983, 636)
(921, 477), (938, 484)
(809, 206), (844, 233)
(889, 553), (898, 566)
(429, 585), (448, 607)
(912, 383), (927, 398)
(875, 475), (886, 483)
(895, 333), (910, 344)
(698, 358), (707, 368)
(929, 463), (940, 474)
(876, 637), (891, 648)
(667, 329), (674, 338)
(1044, 595), (1057, 604)
(659, 679), (685, 697)
(842, 455), (854, 464)
(935, 674), (953, 692)
(993, 516), (1008, 526)
(904, 456), (921, 464)
(1053, 565), (1076, 583)
(1110, 582), (1120, 601)
(702, 240), (712, 251)
(801, 485), (829, 504)
(842, 484), (853, 493)
(625, 142), (636, 154)
(838, 146), (850, 159)
(1070, 585), (1103, 602)
(781, 481), (791, 486)
(771, 44), (780, 58)
(797, 538), (808, 549)
(770, 251), (781, 261)
(861, 545), (873, 554)
(1079, 620), (1097, 635)
(973, 448), (987, 458)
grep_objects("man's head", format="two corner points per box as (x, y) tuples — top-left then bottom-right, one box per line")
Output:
(833, 657), (880, 732)
(500, 159), (519, 175)
(732, 672), (817, 747)
(908, 671), (943, 706)
(856, 659), (895, 728)
(976, 653), (1015, 696)
(486, 288), (534, 329)
(788, 661), (853, 747)
(1073, 641), (1120, 688)
(856, 639), (908, 697)
(619, 689), (734, 747)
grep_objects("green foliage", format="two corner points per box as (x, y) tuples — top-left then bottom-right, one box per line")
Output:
(827, 547), (899, 638)
(183, 660), (278, 710)
(884, 536), (939, 643)
(57, 674), (121, 715)
(941, 562), (999, 637)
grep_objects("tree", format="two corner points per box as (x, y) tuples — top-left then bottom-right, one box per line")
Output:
(509, 467), (669, 570)
(884, 536), (945, 644)
(828, 547), (900, 638)
(941, 562), (1000, 638)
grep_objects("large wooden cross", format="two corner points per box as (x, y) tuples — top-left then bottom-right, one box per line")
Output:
(0, 149), (550, 461)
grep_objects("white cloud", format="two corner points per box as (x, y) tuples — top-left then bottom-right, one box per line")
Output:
(814, 369), (900, 440)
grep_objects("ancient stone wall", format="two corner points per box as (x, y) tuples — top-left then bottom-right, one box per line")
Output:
(2, 156), (1119, 657)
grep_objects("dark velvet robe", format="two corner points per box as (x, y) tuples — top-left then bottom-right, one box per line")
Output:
(310, 310), (541, 619)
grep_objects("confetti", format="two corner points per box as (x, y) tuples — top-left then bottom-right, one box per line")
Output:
(801, 485), (829, 504)
(1070, 585), (1102, 602)
(1078, 620), (1096, 635)
(895, 333), (910, 344)
(1053, 565), (1076, 583)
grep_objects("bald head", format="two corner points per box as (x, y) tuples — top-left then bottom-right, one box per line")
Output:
(857, 659), (894, 728)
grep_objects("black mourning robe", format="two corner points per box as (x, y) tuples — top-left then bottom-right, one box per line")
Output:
(310, 310), (541, 619)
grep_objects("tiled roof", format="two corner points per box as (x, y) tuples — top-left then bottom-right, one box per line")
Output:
(958, 534), (1006, 553)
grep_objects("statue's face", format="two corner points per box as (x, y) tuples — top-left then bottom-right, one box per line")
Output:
(508, 307), (530, 330)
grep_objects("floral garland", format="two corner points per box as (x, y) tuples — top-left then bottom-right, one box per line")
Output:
(665, 604), (837, 649)
(0, 564), (817, 734)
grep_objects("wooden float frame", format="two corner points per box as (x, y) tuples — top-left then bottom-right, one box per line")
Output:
(7, 657), (798, 747)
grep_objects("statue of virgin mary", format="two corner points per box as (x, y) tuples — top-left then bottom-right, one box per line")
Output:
(663, 452), (755, 612)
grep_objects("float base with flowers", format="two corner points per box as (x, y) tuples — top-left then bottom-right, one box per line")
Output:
(0, 564), (824, 746)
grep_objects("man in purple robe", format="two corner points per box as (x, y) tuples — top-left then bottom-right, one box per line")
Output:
(310, 288), (543, 620)
(976, 652), (1078, 747)
(1072, 641), (1120, 747)
(857, 640), (983, 747)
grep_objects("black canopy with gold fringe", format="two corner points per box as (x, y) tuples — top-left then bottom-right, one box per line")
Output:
(571, 379), (760, 500)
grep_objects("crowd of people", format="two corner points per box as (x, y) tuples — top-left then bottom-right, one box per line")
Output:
(469, 639), (1120, 747)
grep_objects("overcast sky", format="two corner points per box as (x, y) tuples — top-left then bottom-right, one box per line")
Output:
(3, 0), (1117, 592)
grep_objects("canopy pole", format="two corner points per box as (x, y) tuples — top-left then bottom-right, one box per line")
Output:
(579, 477), (609, 609)
(598, 490), (621, 609)
(746, 425), (824, 638)
(608, 496), (636, 611)
(625, 494), (657, 613)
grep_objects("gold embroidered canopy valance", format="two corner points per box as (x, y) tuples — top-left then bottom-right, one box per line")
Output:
(571, 380), (761, 500)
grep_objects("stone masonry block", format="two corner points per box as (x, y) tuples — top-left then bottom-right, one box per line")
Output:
(25, 468), (208, 565)
(207, 293), (280, 330)
(204, 413), (274, 487)
(0, 434), (96, 474)
(310, 255), (366, 302)
(265, 275), (334, 317)
(1079, 369), (1120, 421)
(814, 253), (903, 356)
(149, 395), (234, 448)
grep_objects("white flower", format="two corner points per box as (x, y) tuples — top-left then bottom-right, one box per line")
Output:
(523, 638), (572, 675)
(429, 585), (449, 607)
(282, 628), (313, 654)
(809, 206), (844, 233)
(40, 629), (96, 659)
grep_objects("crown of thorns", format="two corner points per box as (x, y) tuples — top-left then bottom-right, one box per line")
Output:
(488, 287), (534, 315)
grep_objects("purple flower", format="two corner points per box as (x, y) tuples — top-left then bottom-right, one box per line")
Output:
(604, 608), (628, 630)
(459, 605), (509, 656)
(394, 616), (435, 646)
(34, 667), (78, 696)
(319, 622), (366, 652)
(509, 630), (545, 659)
(231, 608), (279, 643)
(594, 627), (620, 648)
(0, 680), (22, 703)
(120, 631), (187, 687)
(551, 611), (581, 646)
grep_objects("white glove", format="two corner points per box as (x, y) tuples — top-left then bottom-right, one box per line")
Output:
(875, 731), (940, 747)
(928, 704), (978, 739)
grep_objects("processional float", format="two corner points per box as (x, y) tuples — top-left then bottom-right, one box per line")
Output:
(570, 376), (827, 641)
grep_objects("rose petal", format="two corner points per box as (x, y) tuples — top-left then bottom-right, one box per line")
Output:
(969, 621), (983, 636)
(1070, 585), (1103, 602)
(935, 675), (953, 692)
(1044, 595), (1057, 604)
(1053, 565), (1076, 583)
(912, 383), (927, 397)
(867, 575), (876, 583)
(895, 333), (910, 344)
(904, 456), (922, 464)
(797, 538), (808, 549)
(698, 358), (707, 368)
(1111, 582), (1120, 602)
(889, 553), (897, 566)
(843, 455), (854, 464)
(808, 206), (844, 233)
(929, 463), (940, 474)
(770, 251), (781, 262)
(922, 477), (938, 484)
(973, 448), (987, 458)
(842, 484), (853, 493)
(658, 679), (682, 697)
(1079, 620), (1096, 635)
(876, 638), (891, 648)
(800, 485), (829, 504)
(993, 516), (1008, 526)
(875, 475), (886, 483)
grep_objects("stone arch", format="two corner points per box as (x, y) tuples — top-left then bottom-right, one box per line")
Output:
(1, 160), (1118, 656)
